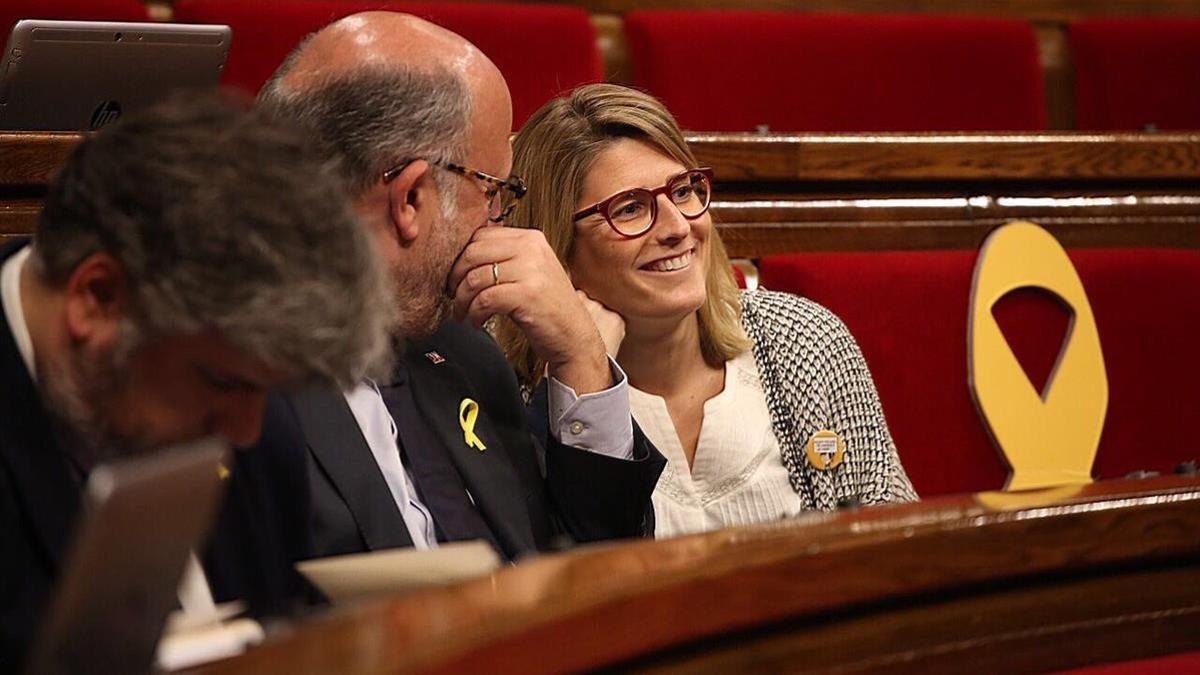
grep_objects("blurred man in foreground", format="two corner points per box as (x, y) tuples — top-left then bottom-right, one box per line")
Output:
(0, 93), (395, 670)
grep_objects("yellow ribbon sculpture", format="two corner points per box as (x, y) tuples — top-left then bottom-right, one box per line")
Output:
(969, 222), (1108, 491)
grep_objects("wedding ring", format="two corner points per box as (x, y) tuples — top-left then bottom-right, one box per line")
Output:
(491, 261), (501, 286)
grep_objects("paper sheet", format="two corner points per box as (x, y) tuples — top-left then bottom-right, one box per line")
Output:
(296, 540), (502, 603)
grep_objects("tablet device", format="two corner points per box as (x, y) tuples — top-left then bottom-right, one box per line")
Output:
(26, 437), (231, 675)
(0, 20), (229, 131)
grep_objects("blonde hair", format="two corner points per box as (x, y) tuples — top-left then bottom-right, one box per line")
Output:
(497, 83), (750, 385)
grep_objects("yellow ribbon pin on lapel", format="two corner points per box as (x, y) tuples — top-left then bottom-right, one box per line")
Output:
(459, 398), (487, 452)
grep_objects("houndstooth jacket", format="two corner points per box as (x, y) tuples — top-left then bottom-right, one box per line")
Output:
(740, 290), (918, 510)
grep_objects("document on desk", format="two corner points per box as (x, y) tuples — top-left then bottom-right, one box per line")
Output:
(157, 603), (264, 672)
(296, 540), (502, 603)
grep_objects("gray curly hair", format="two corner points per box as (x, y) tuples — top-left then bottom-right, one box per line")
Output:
(33, 92), (396, 387)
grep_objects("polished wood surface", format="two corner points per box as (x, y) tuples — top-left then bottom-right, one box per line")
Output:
(0, 133), (80, 187)
(693, 132), (1200, 255)
(5, 132), (1198, 254)
(718, 212), (1200, 255)
(6, 132), (1197, 182)
(0, 133), (81, 243)
(0, 200), (44, 241)
(712, 188), (1200, 254)
(192, 476), (1200, 674)
(690, 132), (1200, 182)
(626, 565), (1200, 673)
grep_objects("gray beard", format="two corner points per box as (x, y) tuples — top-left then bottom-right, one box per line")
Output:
(38, 343), (141, 471)
(392, 207), (460, 342)
(395, 288), (452, 342)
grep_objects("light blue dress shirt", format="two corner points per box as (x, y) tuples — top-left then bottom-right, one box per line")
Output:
(343, 358), (635, 550)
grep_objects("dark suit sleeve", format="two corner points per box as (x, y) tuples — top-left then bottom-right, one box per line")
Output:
(529, 381), (664, 542)
(429, 322), (663, 549)
(202, 392), (325, 618)
(0, 469), (41, 673)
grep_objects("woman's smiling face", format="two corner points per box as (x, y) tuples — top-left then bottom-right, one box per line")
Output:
(569, 138), (711, 325)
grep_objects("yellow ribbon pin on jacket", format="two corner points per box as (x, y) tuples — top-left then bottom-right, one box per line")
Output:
(459, 398), (487, 452)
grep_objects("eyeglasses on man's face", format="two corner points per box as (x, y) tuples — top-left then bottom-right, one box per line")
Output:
(383, 159), (528, 223)
(572, 168), (714, 238)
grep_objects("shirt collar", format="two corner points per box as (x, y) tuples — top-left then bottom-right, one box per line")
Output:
(1, 246), (36, 382)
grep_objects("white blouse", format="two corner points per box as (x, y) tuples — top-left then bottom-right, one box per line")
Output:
(630, 349), (804, 538)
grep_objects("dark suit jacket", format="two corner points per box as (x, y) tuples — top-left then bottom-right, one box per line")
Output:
(263, 320), (665, 563)
(0, 241), (82, 673)
(201, 393), (321, 617)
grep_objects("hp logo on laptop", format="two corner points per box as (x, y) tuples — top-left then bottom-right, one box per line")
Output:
(90, 100), (122, 129)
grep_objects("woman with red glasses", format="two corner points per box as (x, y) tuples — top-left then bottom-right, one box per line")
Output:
(496, 84), (916, 538)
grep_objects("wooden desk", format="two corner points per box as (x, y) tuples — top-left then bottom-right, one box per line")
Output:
(689, 131), (1200, 256)
(4, 131), (1199, 257)
(0, 132), (78, 243)
(193, 476), (1200, 674)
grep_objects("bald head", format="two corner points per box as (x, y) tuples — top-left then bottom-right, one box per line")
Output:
(273, 12), (508, 119)
(259, 11), (520, 340)
(261, 11), (514, 198)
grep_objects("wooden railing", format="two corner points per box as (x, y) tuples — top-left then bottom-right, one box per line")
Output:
(189, 475), (1200, 674)
(0, 132), (78, 243)
(5, 131), (1200, 257)
(690, 131), (1200, 255)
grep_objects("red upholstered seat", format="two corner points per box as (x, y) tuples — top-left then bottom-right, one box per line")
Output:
(623, 11), (1046, 132)
(1, 0), (150, 43)
(1070, 18), (1200, 131)
(758, 248), (1200, 497)
(171, 0), (602, 128)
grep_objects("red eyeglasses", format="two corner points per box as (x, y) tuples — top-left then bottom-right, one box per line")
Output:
(572, 167), (714, 238)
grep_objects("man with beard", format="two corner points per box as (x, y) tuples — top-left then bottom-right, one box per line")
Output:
(253, 12), (664, 564)
(0, 94), (395, 670)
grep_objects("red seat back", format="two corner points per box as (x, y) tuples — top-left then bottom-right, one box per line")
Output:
(2, 0), (150, 44)
(624, 11), (1046, 132)
(171, 0), (603, 128)
(759, 248), (1200, 497)
(1070, 18), (1200, 131)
